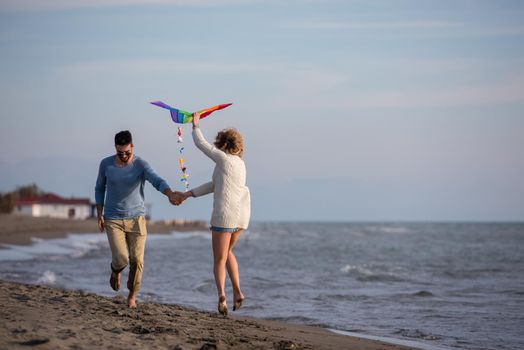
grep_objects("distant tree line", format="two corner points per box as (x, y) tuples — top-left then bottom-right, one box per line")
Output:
(0, 184), (42, 213)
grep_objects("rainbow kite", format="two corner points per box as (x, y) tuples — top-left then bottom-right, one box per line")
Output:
(150, 101), (233, 191)
(150, 101), (232, 124)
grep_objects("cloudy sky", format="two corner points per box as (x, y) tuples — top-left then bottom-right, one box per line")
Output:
(1, 0), (523, 221)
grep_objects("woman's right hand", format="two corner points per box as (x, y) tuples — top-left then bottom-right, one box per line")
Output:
(192, 111), (201, 127)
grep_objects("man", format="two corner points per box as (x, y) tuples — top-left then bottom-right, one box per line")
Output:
(95, 130), (180, 308)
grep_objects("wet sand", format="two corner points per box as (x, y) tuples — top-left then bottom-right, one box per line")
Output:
(0, 281), (419, 350)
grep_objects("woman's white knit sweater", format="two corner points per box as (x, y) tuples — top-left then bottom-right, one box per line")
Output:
(190, 127), (251, 229)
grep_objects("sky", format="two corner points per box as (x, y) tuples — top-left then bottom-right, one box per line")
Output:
(0, 0), (523, 222)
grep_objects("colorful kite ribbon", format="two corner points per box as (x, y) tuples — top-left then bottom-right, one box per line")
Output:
(150, 101), (232, 192)
(177, 127), (190, 191)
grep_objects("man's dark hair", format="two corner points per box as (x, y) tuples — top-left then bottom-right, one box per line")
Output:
(115, 130), (133, 146)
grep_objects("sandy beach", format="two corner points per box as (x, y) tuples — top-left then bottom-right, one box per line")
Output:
(0, 215), (421, 349)
(0, 281), (419, 350)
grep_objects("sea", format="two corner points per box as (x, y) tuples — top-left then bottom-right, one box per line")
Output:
(1, 222), (523, 350)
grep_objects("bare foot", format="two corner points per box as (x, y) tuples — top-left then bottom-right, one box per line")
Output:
(110, 272), (120, 291)
(127, 293), (137, 308)
(218, 295), (228, 316)
(233, 290), (245, 311)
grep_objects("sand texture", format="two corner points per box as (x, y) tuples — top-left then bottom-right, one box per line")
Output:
(0, 281), (420, 350)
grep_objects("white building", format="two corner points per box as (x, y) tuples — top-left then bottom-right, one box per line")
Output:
(14, 193), (93, 220)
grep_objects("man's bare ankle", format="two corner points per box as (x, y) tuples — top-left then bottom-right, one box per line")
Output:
(127, 292), (137, 307)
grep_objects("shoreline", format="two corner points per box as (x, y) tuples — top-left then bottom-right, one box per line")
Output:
(0, 214), (207, 246)
(0, 280), (420, 350)
(0, 214), (422, 349)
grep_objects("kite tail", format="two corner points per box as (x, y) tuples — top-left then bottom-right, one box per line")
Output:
(177, 126), (190, 191)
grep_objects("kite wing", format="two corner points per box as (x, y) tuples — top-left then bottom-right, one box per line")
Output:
(150, 101), (193, 124)
(197, 103), (233, 119)
(150, 101), (232, 124)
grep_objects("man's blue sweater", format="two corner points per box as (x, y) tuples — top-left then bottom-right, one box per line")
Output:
(95, 155), (170, 219)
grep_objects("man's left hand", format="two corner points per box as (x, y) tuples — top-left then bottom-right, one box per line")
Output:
(169, 191), (187, 205)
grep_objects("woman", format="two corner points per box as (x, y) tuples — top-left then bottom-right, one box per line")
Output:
(177, 111), (250, 315)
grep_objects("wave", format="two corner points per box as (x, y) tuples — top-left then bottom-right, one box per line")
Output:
(192, 279), (215, 294)
(363, 225), (413, 235)
(392, 328), (441, 341)
(340, 264), (407, 282)
(249, 276), (307, 289)
(312, 293), (370, 302)
(500, 289), (524, 296)
(138, 291), (163, 303)
(268, 315), (327, 327)
(0, 233), (106, 262)
(37, 270), (57, 285)
(330, 329), (448, 350)
(440, 267), (506, 279)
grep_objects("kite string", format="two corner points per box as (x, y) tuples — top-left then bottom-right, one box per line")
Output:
(177, 126), (190, 191)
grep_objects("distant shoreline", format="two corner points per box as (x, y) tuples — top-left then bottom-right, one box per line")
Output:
(0, 214), (207, 246)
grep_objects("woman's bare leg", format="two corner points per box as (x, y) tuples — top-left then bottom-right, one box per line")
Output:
(226, 230), (244, 302)
(212, 231), (232, 299)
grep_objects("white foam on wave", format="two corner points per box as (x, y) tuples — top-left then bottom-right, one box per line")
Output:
(37, 270), (57, 285)
(0, 233), (107, 262)
(340, 264), (374, 275)
(340, 264), (406, 282)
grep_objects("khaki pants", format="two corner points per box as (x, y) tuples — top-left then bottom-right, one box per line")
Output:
(105, 216), (147, 293)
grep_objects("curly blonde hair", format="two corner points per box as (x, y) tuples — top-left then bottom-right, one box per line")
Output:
(214, 128), (244, 158)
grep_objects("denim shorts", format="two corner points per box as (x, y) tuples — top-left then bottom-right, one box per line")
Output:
(210, 226), (241, 233)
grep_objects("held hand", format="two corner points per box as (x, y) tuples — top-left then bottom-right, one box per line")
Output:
(192, 111), (201, 127)
(168, 193), (178, 206)
(184, 191), (193, 200)
(98, 216), (105, 232)
(165, 189), (183, 206)
(169, 191), (189, 206)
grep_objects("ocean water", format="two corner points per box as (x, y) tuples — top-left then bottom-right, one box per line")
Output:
(1, 222), (523, 350)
